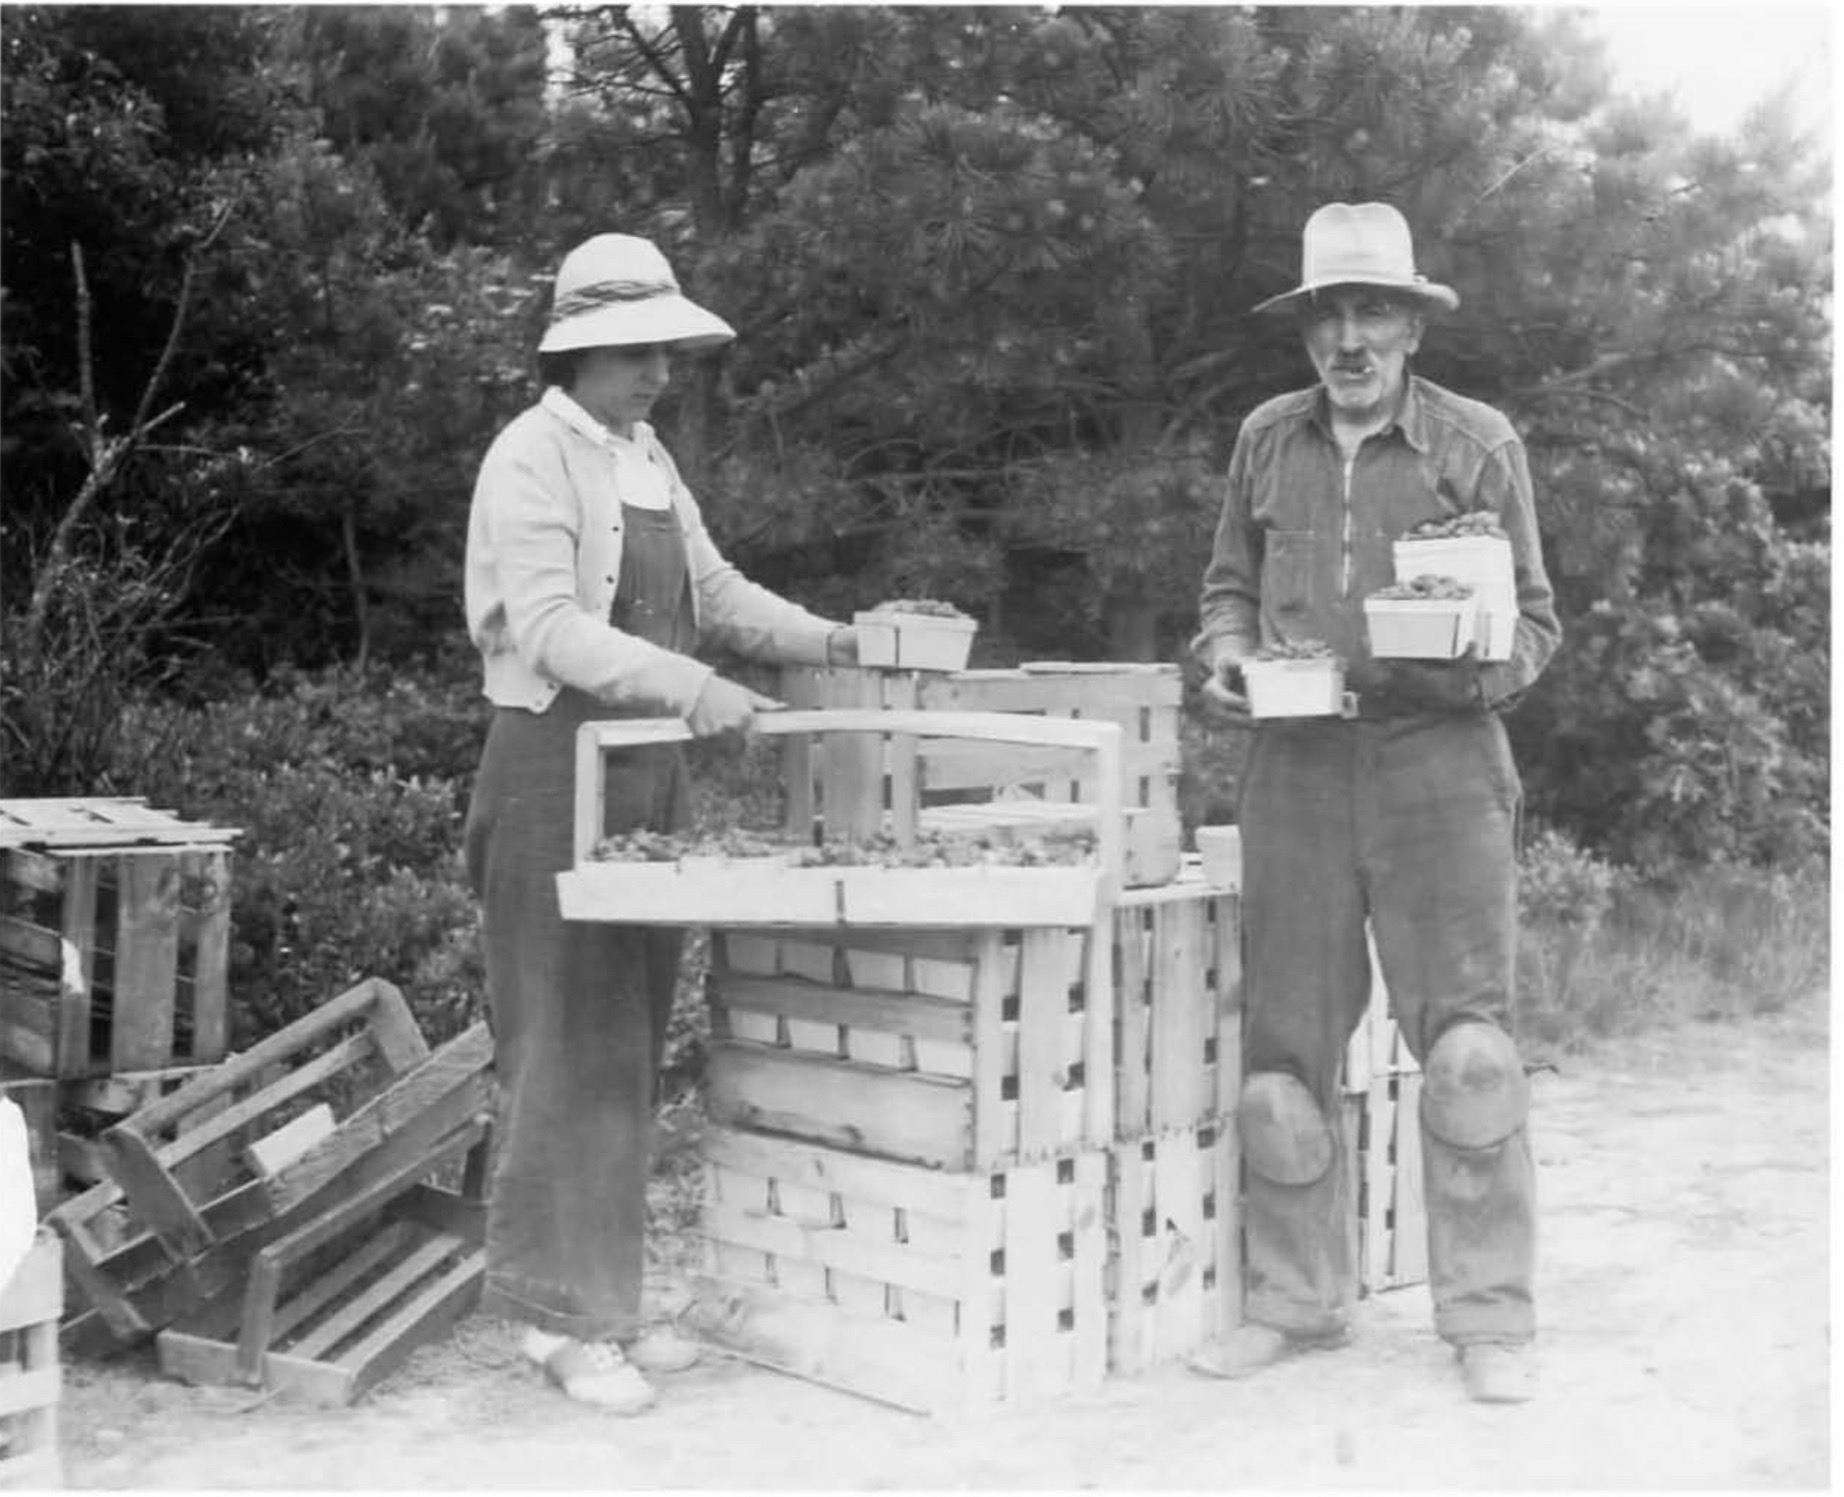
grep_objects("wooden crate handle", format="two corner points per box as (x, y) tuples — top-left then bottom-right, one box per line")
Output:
(574, 710), (1126, 891)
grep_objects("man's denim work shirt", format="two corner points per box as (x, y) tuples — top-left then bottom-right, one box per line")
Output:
(1196, 375), (1561, 707)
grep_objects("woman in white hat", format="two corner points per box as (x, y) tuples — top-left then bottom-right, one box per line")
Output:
(462, 233), (857, 1412)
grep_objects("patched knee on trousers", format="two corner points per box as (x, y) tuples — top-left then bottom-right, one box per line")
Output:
(1421, 1021), (1529, 1150)
(1239, 1071), (1334, 1185)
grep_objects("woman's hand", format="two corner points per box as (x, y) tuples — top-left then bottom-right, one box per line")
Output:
(688, 674), (784, 737)
(825, 627), (860, 667)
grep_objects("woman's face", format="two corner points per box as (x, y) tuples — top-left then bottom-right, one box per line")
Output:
(572, 343), (672, 436)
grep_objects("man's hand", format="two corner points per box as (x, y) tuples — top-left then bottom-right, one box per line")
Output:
(1199, 656), (1253, 724)
(1363, 649), (1489, 713)
(687, 674), (784, 737)
(825, 626), (860, 667)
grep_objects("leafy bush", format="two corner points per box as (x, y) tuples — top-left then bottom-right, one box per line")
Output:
(115, 661), (488, 1045)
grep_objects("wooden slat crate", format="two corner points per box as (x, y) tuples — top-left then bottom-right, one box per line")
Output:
(0, 1230), (63, 1491)
(559, 710), (1124, 929)
(0, 843), (233, 1078)
(779, 664), (1182, 888)
(708, 919), (1112, 1171)
(156, 1124), (486, 1405)
(684, 1127), (1109, 1416)
(48, 1079), (487, 1354)
(1107, 1120), (1242, 1375)
(1112, 866), (1241, 1138)
(98, 978), (430, 1258)
(1342, 951), (1427, 1295)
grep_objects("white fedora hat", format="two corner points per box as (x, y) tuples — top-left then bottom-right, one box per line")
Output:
(1253, 202), (1458, 316)
(539, 234), (736, 353)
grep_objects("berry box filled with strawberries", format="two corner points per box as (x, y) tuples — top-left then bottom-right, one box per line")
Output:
(852, 599), (979, 671)
(1240, 641), (1347, 718)
(1364, 575), (1477, 659)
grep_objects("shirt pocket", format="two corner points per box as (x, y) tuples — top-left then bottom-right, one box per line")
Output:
(1262, 529), (1321, 623)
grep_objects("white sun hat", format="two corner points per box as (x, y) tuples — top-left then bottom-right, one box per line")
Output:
(538, 234), (736, 353)
(1253, 202), (1459, 315)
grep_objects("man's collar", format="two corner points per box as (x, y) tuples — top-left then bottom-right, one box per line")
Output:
(1309, 376), (1430, 453)
(541, 386), (649, 449)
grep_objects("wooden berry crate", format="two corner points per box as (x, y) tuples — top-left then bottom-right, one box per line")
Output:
(557, 710), (1125, 929)
(1112, 867), (1242, 1139)
(779, 664), (1182, 888)
(0, 1230), (63, 1491)
(98, 978), (431, 1258)
(0, 838), (233, 1079)
(156, 1122), (486, 1405)
(684, 1126), (1109, 1416)
(1107, 1120), (1242, 1375)
(708, 919), (1111, 1171)
(1342, 953), (1427, 1295)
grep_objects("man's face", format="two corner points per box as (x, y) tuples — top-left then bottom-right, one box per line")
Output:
(573, 343), (672, 436)
(1301, 286), (1423, 425)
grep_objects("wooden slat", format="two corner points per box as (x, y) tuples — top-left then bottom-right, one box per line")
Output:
(253, 1221), (412, 1370)
(1152, 902), (1207, 1131)
(1363, 1077), (1394, 1291)
(111, 852), (182, 1070)
(287, 1233), (460, 1363)
(1151, 1132), (1206, 1364)
(1209, 1120), (1243, 1336)
(715, 974), (971, 1050)
(333, 1248), (482, 1402)
(705, 1044), (972, 1170)
(1391, 1074), (1429, 1285)
(183, 849), (232, 1063)
(1115, 909), (1152, 1135)
(1013, 929), (1073, 1159)
(1070, 1149), (1108, 1391)
(999, 1162), (1061, 1403)
(1111, 1141), (1152, 1372)
(700, 1201), (962, 1301)
(701, 1127), (971, 1222)
(57, 857), (99, 1071)
(0, 917), (62, 971)
(969, 930), (1008, 1165)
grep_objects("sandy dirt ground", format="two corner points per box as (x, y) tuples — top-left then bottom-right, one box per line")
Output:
(58, 996), (1829, 1491)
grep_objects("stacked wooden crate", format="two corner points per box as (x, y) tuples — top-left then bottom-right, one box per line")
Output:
(1106, 863), (1245, 1374)
(670, 699), (1130, 1415)
(0, 798), (237, 1217)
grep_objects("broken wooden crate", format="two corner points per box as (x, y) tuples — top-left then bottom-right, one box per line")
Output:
(0, 799), (236, 1080)
(0, 1229), (63, 1491)
(97, 978), (435, 1259)
(50, 1018), (492, 1353)
(156, 1120), (486, 1405)
(779, 663), (1182, 888)
(685, 1126), (1108, 1416)
(557, 710), (1125, 929)
(708, 920), (1111, 1171)
(1343, 957), (1428, 1296)
(1107, 1118), (1242, 1375)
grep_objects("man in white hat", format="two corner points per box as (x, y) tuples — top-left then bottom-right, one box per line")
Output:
(1191, 203), (1560, 1403)
(462, 233), (858, 1413)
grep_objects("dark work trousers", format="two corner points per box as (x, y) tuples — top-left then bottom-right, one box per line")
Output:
(464, 504), (695, 1342)
(1238, 709), (1536, 1346)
